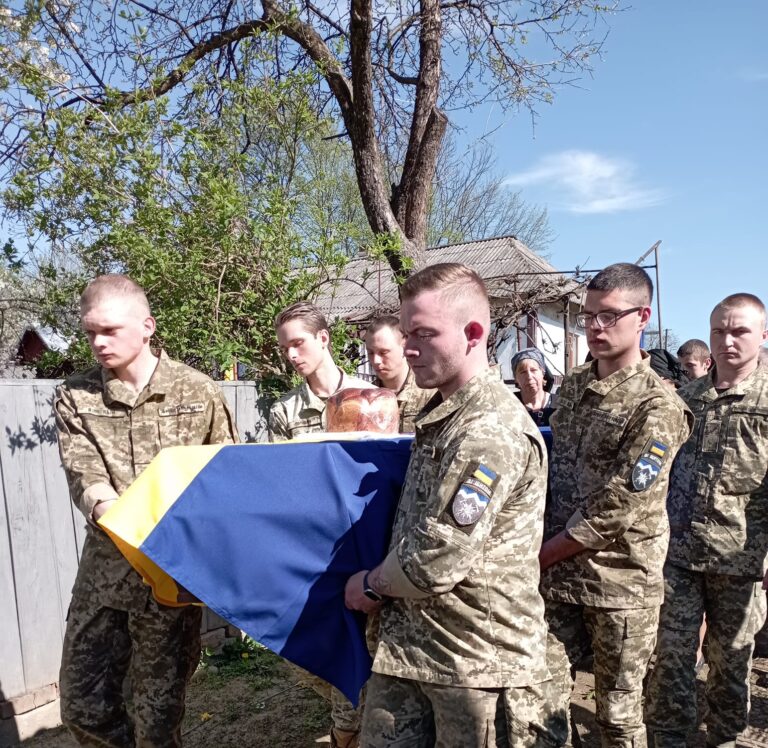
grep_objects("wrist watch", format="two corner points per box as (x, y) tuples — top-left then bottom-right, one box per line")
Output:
(363, 571), (383, 602)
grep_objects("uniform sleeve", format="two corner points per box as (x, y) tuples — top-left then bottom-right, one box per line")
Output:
(268, 401), (289, 443)
(379, 428), (545, 598)
(566, 397), (693, 549)
(54, 384), (118, 521)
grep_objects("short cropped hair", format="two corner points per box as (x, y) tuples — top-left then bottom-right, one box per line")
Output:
(587, 263), (653, 306)
(366, 315), (402, 337)
(713, 293), (767, 326)
(401, 263), (488, 305)
(80, 274), (150, 316)
(274, 301), (328, 334)
(677, 339), (710, 359)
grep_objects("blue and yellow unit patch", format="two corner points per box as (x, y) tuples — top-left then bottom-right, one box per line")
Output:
(446, 462), (499, 533)
(631, 438), (669, 491)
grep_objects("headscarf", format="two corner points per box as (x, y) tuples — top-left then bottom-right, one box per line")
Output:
(511, 347), (555, 392)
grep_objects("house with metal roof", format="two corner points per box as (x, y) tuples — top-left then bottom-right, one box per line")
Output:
(313, 235), (589, 380)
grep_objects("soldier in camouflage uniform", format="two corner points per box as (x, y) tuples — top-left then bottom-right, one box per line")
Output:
(365, 314), (435, 432)
(269, 301), (376, 441)
(646, 293), (768, 748)
(345, 264), (550, 747)
(538, 263), (692, 748)
(55, 275), (237, 748)
(268, 301), (375, 748)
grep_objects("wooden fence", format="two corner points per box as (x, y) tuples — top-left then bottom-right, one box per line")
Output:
(0, 380), (268, 742)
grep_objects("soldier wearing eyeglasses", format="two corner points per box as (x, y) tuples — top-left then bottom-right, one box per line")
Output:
(537, 263), (693, 747)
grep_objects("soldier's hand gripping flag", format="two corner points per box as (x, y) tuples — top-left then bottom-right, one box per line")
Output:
(98, 435), (413, 704)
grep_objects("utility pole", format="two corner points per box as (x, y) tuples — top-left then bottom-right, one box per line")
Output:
(635, 241), (663, 349)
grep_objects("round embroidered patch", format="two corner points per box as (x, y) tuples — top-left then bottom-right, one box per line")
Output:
(451, 484), (490, 526)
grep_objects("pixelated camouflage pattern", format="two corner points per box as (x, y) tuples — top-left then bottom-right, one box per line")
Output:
(59, 592), (202, 748)
(362, 672), (507, 747)
(268, 368), (376, 440)
(287, 664), (363, 732)
(665, 364), (768, 578)
(646, 564), (768, 746)
(541, 600), (659, 748)
(502, 681), (560, 748)
(374, 366), (550, 688)
(541, 355), (692, 608)
(55, 350), (237, 747)
(55, 350), (238, 611)
(375, 368), (436, 433)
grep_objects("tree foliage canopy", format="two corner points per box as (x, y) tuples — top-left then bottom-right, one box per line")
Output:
(2, 73), (365, 381)
(0, 0), (618, 275)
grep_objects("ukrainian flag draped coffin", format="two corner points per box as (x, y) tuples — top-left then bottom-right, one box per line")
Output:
(99, 435), (414, 704)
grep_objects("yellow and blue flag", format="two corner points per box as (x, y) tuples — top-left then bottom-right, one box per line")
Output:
(99, 435), (413, 704)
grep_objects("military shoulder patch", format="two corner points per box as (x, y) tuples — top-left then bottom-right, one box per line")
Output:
(443, 462), (500, 534)
(631, 438), (669, 491)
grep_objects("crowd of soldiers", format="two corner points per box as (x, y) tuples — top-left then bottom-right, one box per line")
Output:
(53, 262), (768, 748)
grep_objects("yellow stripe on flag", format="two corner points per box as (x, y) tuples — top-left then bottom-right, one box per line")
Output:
(650, 445), (665, 458)
(99, 444), (224, 606)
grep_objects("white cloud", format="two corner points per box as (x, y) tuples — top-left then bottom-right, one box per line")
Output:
(738, 67), (768, 82)
(504, 150), (665, 214)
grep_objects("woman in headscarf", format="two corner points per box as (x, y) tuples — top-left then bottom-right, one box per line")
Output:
(510, 347), (557, 427)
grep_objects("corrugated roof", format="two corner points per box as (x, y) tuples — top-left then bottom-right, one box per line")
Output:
(314, 235), (581, 323)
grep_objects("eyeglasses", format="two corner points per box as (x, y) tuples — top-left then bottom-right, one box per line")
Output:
(575, 306), (644, 330)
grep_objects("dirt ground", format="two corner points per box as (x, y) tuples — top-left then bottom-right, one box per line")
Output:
(19, 638), (768, 747)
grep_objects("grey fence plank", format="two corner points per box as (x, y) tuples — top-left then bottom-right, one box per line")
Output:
(219, 381), (267, 443)
(0, 385), (64, 694)
(0, 390), (26, 700)
(220, 383), (237, 426)
(235, 382), (259, 443)
(33, 383), (81, 639)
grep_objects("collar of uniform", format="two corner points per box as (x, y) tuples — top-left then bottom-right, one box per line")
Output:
(697, 362), (768, 402)
(373, 367), (413, 401)
(298, 366), (352, 410)
(395, 368), (416, 402)
(682, 370), (719, 403)
(415, 366), (496, 429)
(101, 349), (170, 407)
(584, 350), (651, 397)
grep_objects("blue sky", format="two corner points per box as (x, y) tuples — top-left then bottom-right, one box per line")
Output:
(454, 1), (767, 348)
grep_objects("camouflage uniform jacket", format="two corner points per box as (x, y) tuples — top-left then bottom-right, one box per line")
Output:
(666, 364), (768, 578)
(55, 351), (238, 611)
(541, 355), (692, 608)
(373, 366), (550, 687)
(374, 368), (436, 433)
(268, 368), (376, 441)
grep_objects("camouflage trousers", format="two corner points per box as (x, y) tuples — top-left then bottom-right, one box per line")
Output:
(59, 593), (202, 748)
(645, 564), (767, 748)
(290, 664), (364, 732)
(361, 673), (507, 747)
(540, 600), (659, 748)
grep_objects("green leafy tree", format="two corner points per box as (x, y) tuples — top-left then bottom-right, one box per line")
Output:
(3, 74), (357, 382)
(0, 0), (620, 278)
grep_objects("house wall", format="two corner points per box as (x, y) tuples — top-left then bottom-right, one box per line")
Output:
(495, 302), (588, 382)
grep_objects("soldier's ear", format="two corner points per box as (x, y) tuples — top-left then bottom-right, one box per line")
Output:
(638, 306), (652, 331)
(464, 320), (485, 349)
(143, 315), (156, 340)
